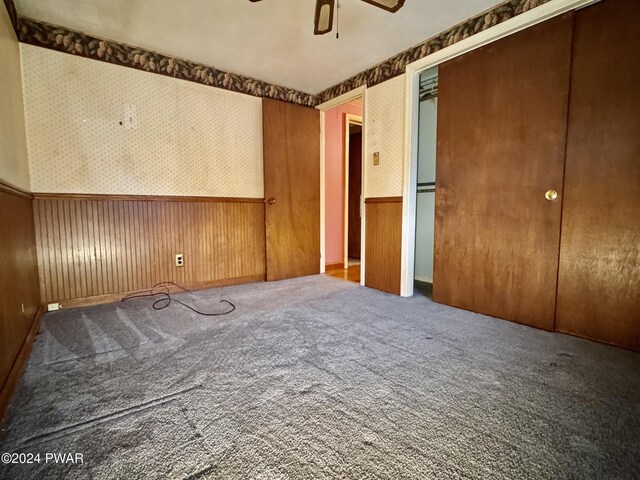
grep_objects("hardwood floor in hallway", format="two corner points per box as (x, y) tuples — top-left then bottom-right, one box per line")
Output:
(325, 263), (360, 284)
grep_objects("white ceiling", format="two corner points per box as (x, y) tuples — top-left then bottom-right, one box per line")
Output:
(15, 0), (503, 94)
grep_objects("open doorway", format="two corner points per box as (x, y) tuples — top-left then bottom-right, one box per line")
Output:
(413, 67), (438, 298)
(322, 98), (363, 284)
(344, 116), (362, 278)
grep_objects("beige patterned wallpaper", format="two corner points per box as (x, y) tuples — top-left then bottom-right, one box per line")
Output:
(0, 3), (30, 191)
(21, 44), (264, 197)
(364, 74), (406, 198)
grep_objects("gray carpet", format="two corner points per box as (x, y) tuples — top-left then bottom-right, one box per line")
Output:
(1, 275), (639, 479)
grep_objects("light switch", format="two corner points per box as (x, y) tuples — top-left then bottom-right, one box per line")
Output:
(373, 152), (380, 166)
(123, 104), (137, 130)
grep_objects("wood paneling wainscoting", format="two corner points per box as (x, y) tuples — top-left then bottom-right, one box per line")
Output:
(0, 181), (41, 421)
(33, 194), (266, 306)
(364, 197), (402, 295)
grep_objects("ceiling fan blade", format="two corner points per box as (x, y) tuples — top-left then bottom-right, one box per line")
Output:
(314, 0), (335, 35)
(361, 0), (405, 13)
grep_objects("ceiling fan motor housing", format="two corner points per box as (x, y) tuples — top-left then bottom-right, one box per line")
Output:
(250, 0), (406, 35)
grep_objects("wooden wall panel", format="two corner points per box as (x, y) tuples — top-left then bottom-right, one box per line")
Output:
(33, 196), (266, 304)
(364, 198), (402, 295)
(0, 185), (40, 405)
(556, 0), (640, 350)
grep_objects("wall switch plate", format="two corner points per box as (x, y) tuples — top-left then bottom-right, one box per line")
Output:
(175, 254), (184, 267)
(373, 152), (380, 166)
(47, 303), (61, 312)
(123, 104), (137, 130)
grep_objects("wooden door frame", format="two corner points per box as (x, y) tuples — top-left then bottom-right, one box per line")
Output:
(317, 86), (367, 285)
(343, 114), (363, 269)
(400, 0), (598, 297)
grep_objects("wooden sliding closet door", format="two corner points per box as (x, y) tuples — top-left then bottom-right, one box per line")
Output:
(556, 0), (640, 350)
(433, 14), (574, 330)
(263, 99), (320, 281)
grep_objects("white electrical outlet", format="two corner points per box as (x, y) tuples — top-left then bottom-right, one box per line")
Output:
(175, 254), (184, 267)
(48, 303), (61, 312)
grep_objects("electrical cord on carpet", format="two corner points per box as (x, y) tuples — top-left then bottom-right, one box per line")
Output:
(121, 281), (235, 316)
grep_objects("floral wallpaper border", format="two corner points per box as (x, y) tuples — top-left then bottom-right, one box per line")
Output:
(16, 16), (317, 107)
(315, 0), (551, 104)
(5, 0), (552, 107)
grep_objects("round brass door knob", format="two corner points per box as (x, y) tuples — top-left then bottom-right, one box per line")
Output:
(545, 190), (558, 201)
(267, 198), (276, 205)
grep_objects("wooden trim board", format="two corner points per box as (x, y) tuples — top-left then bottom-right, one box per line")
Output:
(0, 179), (32, 199)
(364, 197), (403, 204)
(33, 193), (264, 203)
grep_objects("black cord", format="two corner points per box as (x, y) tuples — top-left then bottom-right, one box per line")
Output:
(336, 0), (340, 39)
(121, 281), (235, 316)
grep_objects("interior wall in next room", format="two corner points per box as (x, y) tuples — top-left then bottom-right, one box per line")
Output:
(324, 101), (362, 266)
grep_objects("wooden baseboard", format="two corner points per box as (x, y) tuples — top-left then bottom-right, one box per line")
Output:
(48, 274), (265, 310)
(0, 306), (44, 424)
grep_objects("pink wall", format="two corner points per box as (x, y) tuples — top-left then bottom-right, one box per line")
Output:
(325, 101), (363, 266)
